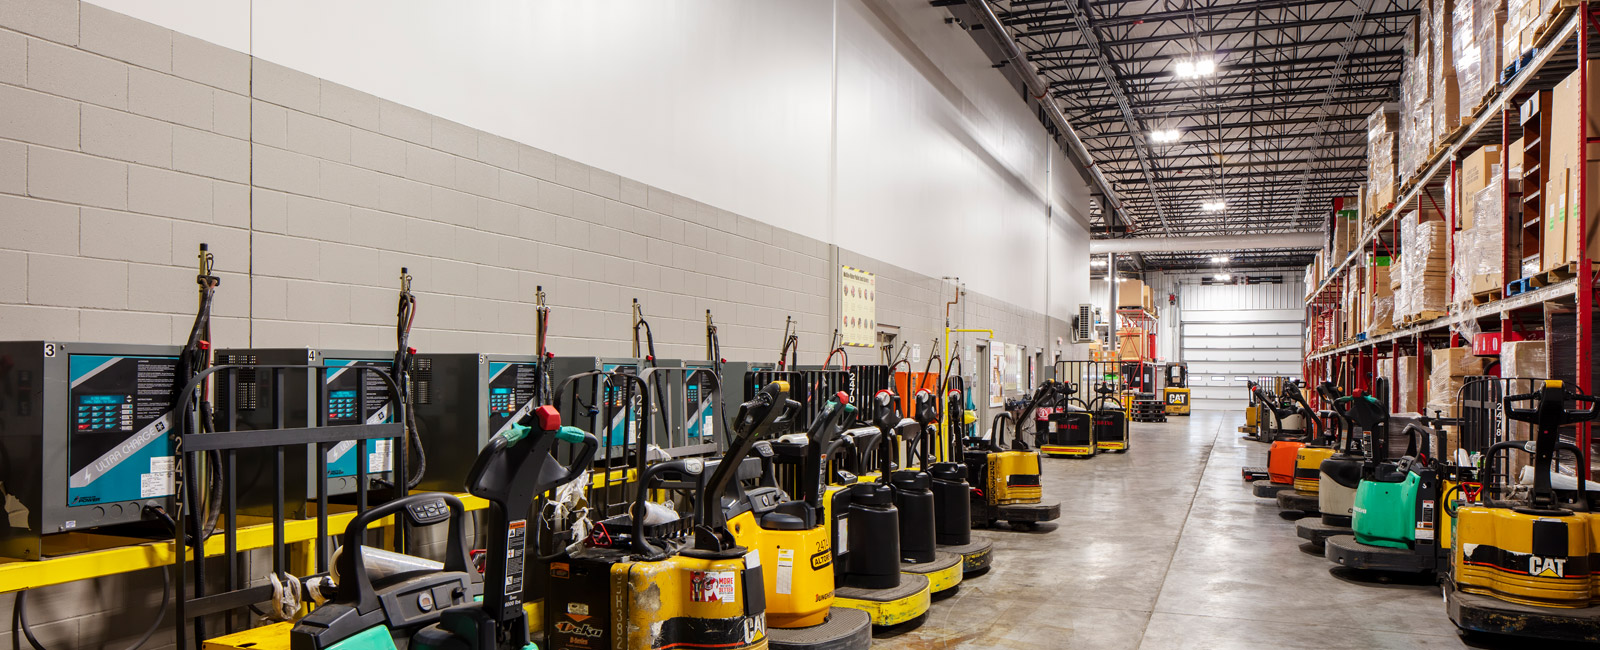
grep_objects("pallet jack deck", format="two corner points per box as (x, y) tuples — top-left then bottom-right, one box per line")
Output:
(975, 501), (1061, 528)
(1447, 584), (1600, 642)
(939, 538), (994, 576)
(1324, 534), (1433, 573)
(1275, 489), (1320, 514)
(834, 573), (931, 629)
(1250, 480), (1291, 498)
(769, 608), (874, 650)
(1241, 466), (1268, 481)
(902, 551), (963, 595)
(1295, 518), (1351, 546)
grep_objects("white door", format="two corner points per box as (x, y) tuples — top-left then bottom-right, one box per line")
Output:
(1181, 309), (1303, 411)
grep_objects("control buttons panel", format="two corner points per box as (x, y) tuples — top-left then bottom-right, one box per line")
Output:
(405, 497), (451, 526)
(76, 395), (133, 432)
(328, 389), (359, 423)
(490, 387), (515, 414)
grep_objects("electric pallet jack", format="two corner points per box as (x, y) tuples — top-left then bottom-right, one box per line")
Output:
(908, 382), (994, 576)
(864, 389), (965, 596)
(1446, 381), (1600, 642)
(1039, 381), (1095, 458)
(966, 382), (1063, 530)
(1323, 411), (1461, 575)
(719, 383), (874, 650)
(774, 390), (935, 631)
(1295, 383), (1381, 548)
(540, 370), (774, 650)
(290, 404), (599, 650)
(1274, 383), (1341, 517)
(1163, 363), (1190, 416)
(1090, 382), (1130, 453)
(1247, 381), (1317, 500)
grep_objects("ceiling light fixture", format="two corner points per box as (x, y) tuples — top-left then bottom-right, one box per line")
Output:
(1091, 259), (1107, 267)
(1215, 273), (1231, 282)
(1174, 57), (1216, 78)
(1149, 129), (1181, 143)
(1200, 200), (1226, 212)
(1211, 256), (1229, 263)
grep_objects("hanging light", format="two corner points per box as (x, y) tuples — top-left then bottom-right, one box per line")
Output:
(1215, 273), (1231, 282)
(1091, 258), (1108, 267)
(1210, 255), (1229, 263)
(1149, 129), (1182, 143)
(1200, 200), (1227, 212)
(1173, 57), (1216, 78)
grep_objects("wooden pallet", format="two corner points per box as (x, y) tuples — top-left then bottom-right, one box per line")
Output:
(1471, 287), (1503, 305)
(1400, 310), (1448, 326)
(1537, 261), (1579, 285)
(1533, 5), (1578, 47)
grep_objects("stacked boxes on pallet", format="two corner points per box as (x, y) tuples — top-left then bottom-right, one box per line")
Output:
(1400, 14), (1432, 185)
(1453, 0), (1504, 116)
(1367, 105), (1402, 224)
(1452, 145), (1505, 303)
(1432, 0), (1463, 147)
(1366, 256), (1395, 337)
(1396, 210), (1450, 324)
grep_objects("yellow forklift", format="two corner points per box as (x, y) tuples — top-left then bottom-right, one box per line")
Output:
(1163, 362), (1190, 416)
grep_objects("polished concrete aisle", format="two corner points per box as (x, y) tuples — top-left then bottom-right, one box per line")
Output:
(876, 410), (1477, 649)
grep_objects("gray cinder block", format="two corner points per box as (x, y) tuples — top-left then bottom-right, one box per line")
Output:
(128, 67), (213, 129)
(252, 58), (320, 114)
(0, 0), (78, 45)
(172, 32), (249, 95)
(80, 208), (171, 264)
(128, 164), (211, 222)
(0, 138), (25, 194)
(27, 145), (126, 209)
(78, 3), (170, 72)
(0, 193), (79, 255)
(27, 253), (126, 309)
(173, 125), (248, 183)
(319, 80), (380, 130)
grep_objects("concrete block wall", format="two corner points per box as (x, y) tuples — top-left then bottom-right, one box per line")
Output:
(0, 1), (1074, 647)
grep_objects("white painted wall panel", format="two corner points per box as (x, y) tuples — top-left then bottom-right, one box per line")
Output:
(87, 0), (1091, 315)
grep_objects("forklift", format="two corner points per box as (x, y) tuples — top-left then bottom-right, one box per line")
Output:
(1447, 380), (1600, 641)
(1162, 362), (1190, 416)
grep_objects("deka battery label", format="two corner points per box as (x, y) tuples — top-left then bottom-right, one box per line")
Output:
(67, 354), (180, 506)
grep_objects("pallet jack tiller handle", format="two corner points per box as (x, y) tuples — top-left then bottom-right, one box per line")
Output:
(689, 380), (803, 552)
(336, 494), (473, 617)
(1501, 382), (1600, 508)
(470, 404), (598, 623)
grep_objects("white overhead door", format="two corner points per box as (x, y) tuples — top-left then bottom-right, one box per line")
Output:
(1181, 309), (1304, 411)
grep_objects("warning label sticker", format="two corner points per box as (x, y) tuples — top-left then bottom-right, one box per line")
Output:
(777, 549), (794, 595)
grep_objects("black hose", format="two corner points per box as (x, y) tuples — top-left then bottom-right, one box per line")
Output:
(14, 568), (171, 650)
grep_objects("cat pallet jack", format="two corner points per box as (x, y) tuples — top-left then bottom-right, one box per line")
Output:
(908, 379), (994, 576)
(290, 404), (600, 650)
(864, 389), (964, 597)
(767, 385), (933, 631)
(966, 382), (1062, 530)
(720, 381), (874, 650)
(540, 369), (771, 650)
(1447, 381), (1600, 642)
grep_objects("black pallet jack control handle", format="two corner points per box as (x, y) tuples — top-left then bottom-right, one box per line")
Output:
(337, 493), (472, 616)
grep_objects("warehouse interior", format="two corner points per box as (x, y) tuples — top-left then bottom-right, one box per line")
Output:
(0, 0), (1597, 648)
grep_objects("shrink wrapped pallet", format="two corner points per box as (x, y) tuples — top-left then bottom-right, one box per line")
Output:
(1377, 356), (1421, 413)
(1400, 12), (1435, 183)
(1433, 0), (1462, 146)
(1396, 211), (1449, 322)
(1367, 106), (1401, 218)
(1368, 294), (1396, 337)
(1454, 177), (1505, 299)
(1454, 0), (1505, 119)
(1503, 0), (1528, 76)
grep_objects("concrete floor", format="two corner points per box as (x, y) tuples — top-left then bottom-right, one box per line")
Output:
(875, 410), (1492, 650)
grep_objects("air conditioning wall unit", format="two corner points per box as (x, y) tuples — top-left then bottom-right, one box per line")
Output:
(1070, 304), (1096, 343)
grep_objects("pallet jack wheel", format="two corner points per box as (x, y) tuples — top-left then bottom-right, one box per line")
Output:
(768, 608), (874, 650)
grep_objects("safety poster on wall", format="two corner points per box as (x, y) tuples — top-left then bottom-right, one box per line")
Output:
(840, 265), (876, 348)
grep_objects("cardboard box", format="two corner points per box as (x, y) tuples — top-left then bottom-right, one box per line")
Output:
(1117, 332), (1145, 361)
(1544, 171), (1568, 271)
(1508, 137), (1525, 181)
(1501, 340), (1547, 377)
(1117, 279), (1145, 308)
(1459, 145), (1501, 229)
